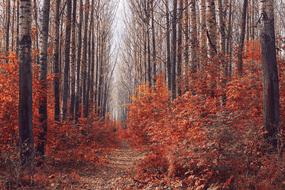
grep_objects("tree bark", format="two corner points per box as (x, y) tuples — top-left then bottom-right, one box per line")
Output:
(62, 0), (72, 120)
(53, 0), (61, 122)
(171, 0), (178, 99)
(70, 0), (77, 119)
(190, 0), (199, 71)
(37, 0), (51, 158)
(19, 0), (34, 166)
(260, 0), (280, 149)
(207, 0), (218, 57)
(237, 0), (248, 77)
(177, 0), (183, 96)
(86, 0), (95, 116)
(75, 0), (84, 122)
(217, 0), (226, 53)
(200, 0), (207, 58)
(82, 0), (90, 118)
(151, 0), (156, 85)
(5, 0), (11, 62)
(166, 0), (172, 92)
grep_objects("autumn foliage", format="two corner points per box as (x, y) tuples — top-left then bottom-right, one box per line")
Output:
(0, 53), (118, 189)
(125, 43), (285, 189)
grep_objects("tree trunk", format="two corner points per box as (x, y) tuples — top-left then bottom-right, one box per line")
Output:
(190, 0), (199, 70)
(260, 0), (280, 149)
(226, 0), (233, 78)
(11, 0), (16, 51)
(184, 0), (189, 66)
(32, 0), (39, 64)
(89, 6), (96, 115)
(207, 0), (218, 57)
(177, 0), (183, 96)
(166, 0), (172, 92)
(82, 0), (90, 118)
(151, 0), (156, 85)
(70, 0), (77, 119)
(5, 0), (11, 62)
(19, 0), (34, 166)
(75, 0), (84, 122)
(171, 0), (178, 99)
(184, 0), (190, 91)
(53, 0), (61, 122)
(237, 0), (248, 77)
(62, 0), (72, 120)
(37, 0), (51, 158)
(16, 0), (20, 55)
(200, 0), (207, 58)
(95, 20), (100, 114)
(86, 0), (95, 116)
(217, 0), (226, 53)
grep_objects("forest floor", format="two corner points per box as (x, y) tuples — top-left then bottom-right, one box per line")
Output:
(73, 144), (146, 190)
(0, 141), (150, 190)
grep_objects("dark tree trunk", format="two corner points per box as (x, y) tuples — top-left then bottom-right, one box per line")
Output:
(207, 0), (218, 57)
(87, 0), (95, 115)
(19, 0), (34, 166)
(151, 0), (156, 85)
(53, 0), (61, 122)
(237, 0), (248, 77)
(32, 0), (39, 64)
(70, 0), (77, 119)
(177, 0), (183, 96)
(16, 0), (20, 55)
(166, 0), (172, 92)
(5, 0), (11, 62)
(147, 27), (152, 87)
(98, 35), (104, 117)
(260, 0), (280, 149)
(171, 0), (178, 99)
(62, 0), (72, 120)
(82, 0), (90, 118)
(89, 15), (95, 114)
(190, 0), (198, 71)
(37, 0), (51, 158)
(95, 21), (100, 114)
(75, 0), (84, 122)
(11, 0), (16, 51)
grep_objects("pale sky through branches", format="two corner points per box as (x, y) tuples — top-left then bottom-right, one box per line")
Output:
(111, 0), (129, 120)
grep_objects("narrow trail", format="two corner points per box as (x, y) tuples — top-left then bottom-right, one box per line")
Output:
(78, 143), (146, 190)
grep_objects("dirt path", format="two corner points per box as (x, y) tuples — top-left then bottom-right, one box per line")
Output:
(1, 141), (148, 189)
(77, 147), (146, 190)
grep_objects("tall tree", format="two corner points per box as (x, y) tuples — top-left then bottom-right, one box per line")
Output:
(190, 0), (199, 72)
(82, 0), (90, 117)
(75, 0), (84, 121)
(70, 0), (77, 119)
(260, 0), (280, 149)
(171, 0), (178, 99)
(62, 0), (72, 120)
(86, 0), (95, 116)
(37, 0), (51, 158)
(151, 0), (156, 85)
(166, 0), (172, 92)
(177, 0), (183, 96)
(217, 0), (226, 53)
(53, 0), (61, 122)
(237, 0), (248, 77)
(200, 0), (207, 58)
(207, 0), (218, 57)
(19, 0), (34, 166)
(5, 0), (11, 61)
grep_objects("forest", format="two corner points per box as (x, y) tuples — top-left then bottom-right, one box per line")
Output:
(0, 0), (285, 189)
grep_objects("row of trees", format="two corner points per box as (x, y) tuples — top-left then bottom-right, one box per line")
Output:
(119, 0), (281, 148)
(0, 0), (115, 166)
